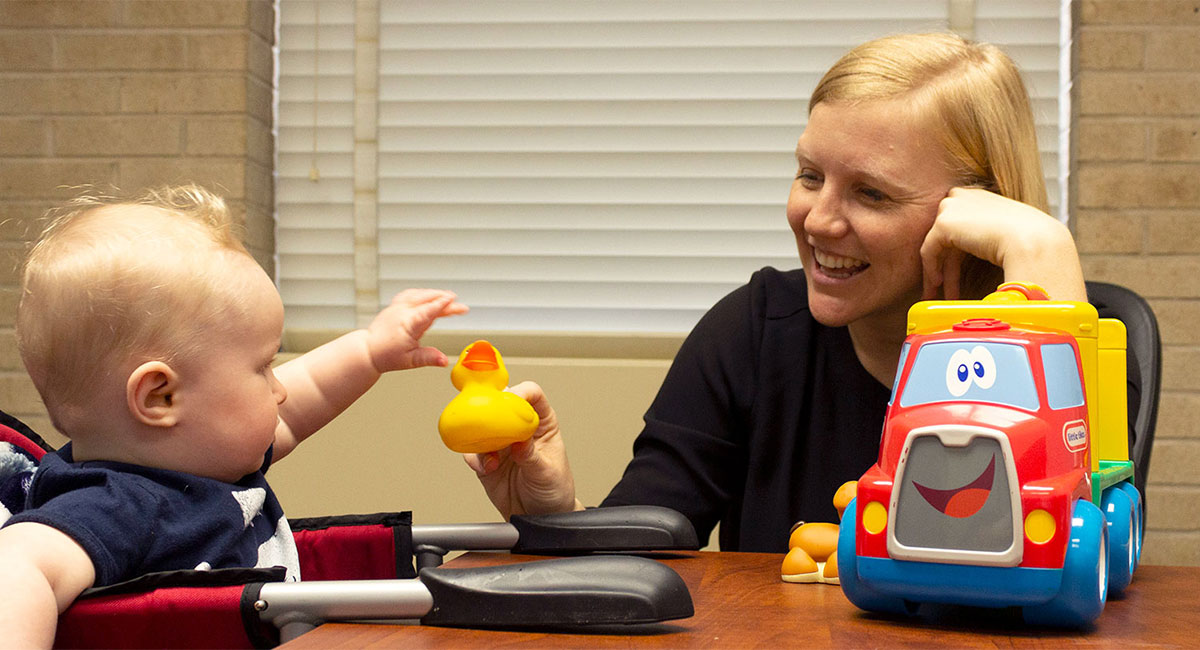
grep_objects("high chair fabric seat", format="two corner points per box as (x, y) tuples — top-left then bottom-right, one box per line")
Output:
(0, 413), (697, 648)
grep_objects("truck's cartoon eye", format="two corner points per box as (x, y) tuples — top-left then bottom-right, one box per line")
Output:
(945, 346), (997, 396)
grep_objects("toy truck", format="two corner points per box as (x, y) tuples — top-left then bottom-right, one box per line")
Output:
(838, 283), (1142, 627)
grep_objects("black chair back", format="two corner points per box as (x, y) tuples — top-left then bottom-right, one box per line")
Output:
(1085, 281), (1161, 506)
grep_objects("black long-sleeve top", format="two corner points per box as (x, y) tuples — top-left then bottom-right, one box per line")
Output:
(601, 267), (889, 551)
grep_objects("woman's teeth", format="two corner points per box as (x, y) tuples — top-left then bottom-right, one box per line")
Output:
(814, 250), (868, 277)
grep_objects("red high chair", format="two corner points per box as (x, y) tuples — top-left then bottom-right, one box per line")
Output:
(0, 412), (696, 648)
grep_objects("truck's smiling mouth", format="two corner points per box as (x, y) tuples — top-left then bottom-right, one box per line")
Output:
(911, 455), (996, 519)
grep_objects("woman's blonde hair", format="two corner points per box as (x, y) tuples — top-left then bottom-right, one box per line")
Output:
(16, 184), (256, 433)
(810, 32), (1048, 297)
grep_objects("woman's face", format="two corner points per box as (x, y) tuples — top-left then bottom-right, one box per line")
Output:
(786, 99), (958, 332)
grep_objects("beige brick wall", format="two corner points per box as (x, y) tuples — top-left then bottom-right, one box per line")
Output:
(0, 0), (275, 439)
(1073, 0), (1200, 566)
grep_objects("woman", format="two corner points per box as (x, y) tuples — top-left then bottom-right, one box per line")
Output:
(466, 33), (1085, 552)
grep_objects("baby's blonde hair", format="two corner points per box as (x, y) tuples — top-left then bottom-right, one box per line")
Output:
(810, 32), (1048, 298)
(17, 185), (257, 433)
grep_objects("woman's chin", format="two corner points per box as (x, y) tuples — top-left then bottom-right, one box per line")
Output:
(804, 268), (868, 327)
(805, 294), (860, 328)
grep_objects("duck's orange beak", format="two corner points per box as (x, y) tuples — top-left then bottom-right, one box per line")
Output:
(451, 340), (509, 390)
(460, 340), (500, 372)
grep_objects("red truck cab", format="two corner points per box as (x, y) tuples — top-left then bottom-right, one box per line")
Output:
(856, 319), (1089, 572)
(839, 286), (1140, 627)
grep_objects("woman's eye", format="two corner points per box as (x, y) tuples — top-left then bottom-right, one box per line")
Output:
(859, 187), (888, 203)
(795, 169), (822, 189)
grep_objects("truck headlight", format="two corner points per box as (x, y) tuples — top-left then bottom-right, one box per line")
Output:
(863, 501), (888, 535)
(1024, 509), (1055, 544)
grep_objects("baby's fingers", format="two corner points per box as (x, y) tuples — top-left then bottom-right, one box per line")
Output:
(389, 289), (468, 314)
(403, 346), (449, 369)
(390, 288), (450, 305)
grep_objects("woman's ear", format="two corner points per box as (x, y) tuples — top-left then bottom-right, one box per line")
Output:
(127, 361), (181, 427)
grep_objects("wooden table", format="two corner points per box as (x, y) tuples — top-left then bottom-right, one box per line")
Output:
(280, 551), (1197, 648)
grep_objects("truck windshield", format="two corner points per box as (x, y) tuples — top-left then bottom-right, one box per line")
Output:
(898, 341), (1039, 411)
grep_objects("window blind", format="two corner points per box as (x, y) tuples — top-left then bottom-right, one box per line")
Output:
(277, 0), (1065, 336)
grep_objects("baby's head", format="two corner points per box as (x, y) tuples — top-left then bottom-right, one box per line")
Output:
(17, 186), (285, 475)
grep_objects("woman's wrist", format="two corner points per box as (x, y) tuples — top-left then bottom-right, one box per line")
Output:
(1000, 218), (1086, 301)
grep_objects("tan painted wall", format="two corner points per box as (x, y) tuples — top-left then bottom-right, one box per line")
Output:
(0, 0), (1195, 564)
(267, 356), (670, 521)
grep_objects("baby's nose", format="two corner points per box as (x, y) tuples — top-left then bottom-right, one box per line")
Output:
(272, 376), (288, 405)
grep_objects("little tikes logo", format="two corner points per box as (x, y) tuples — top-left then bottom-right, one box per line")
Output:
(1063, 420), (1088, 452)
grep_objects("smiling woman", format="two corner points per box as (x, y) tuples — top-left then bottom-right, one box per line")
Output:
(789, 98), (958, 337)
(462, 31), (1084, 555)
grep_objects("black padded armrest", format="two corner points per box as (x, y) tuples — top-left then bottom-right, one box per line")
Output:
(510, 505), (700, 554)
(419, 555), (693, 627)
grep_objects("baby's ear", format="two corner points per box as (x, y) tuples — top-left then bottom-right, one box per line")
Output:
(126, 361), (180, 427)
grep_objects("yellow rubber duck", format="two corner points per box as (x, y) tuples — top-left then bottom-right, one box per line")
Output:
(781, 480), (857, 584)
(437, 340), (539, 454)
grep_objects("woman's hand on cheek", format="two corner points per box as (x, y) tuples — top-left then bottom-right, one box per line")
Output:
(920, 187), (1009, 299)
(919, 187), (1084, 302)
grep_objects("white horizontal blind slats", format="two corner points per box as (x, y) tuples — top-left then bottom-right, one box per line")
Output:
(375, 2), (943, 333)
(384, 0), (948, 23)
(278, 0), (357, 328)
(975, 0), (1062, 217)
(277, 0), (1065, 334)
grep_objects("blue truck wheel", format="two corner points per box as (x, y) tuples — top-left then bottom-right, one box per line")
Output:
(837, 498), (911, 616)
(1102, 486), (1135, 595)
(1115, 481), (1142, 571)
(1022, 499), (1108, 627)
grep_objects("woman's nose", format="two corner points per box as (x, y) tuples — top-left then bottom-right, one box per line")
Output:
(803, 189), (849, 239)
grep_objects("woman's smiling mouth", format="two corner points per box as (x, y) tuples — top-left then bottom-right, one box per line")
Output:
(813, 249), (870, 279)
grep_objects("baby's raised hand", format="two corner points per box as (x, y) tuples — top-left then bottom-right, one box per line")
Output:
(366, 289), (468, 372)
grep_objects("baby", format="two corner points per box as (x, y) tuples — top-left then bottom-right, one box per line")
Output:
(0, 185), (467, 647)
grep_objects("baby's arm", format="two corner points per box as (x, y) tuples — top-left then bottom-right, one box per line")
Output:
(0, 522), (96, 649)
(271, 289), (468, 460)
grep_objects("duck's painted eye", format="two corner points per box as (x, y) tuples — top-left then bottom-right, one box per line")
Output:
(946, 349), (973, 397)
(969, 346), (996, 389)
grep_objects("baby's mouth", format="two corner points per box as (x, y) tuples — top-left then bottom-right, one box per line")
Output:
(813, 249), (869, 279)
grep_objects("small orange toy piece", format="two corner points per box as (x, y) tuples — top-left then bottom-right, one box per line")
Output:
(781, 480), (857, 584)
